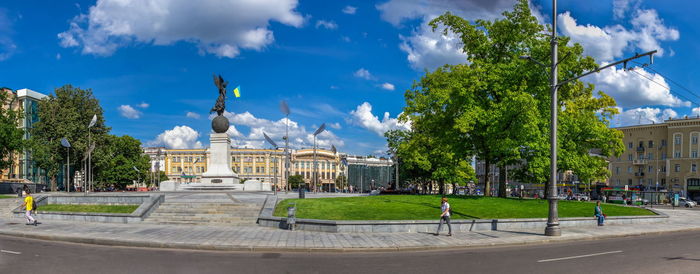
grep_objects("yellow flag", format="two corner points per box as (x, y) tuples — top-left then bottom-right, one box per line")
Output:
(233, 86), (241, 98)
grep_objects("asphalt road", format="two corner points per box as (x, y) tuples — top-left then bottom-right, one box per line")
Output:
(1, 230), (700, 274)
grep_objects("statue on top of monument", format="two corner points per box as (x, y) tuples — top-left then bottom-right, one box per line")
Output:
(210, 74), (230, 133)
(211, 74), (228, 116)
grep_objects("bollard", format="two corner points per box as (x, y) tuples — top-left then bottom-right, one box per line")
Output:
(287, 205), (296, 231)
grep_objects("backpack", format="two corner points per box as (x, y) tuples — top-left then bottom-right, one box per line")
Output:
(32, 199), (38, 211)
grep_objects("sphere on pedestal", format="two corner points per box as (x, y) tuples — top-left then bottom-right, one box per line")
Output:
(212, 115), (230, 133)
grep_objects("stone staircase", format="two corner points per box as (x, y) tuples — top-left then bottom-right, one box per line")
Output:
(0, 197), (21, 218)
(143, 202), (261, 226)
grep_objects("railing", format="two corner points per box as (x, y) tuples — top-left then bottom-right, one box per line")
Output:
(637, 146), (645, 152)
(634, 172), (645, 177)
(633, 160), (647, 165)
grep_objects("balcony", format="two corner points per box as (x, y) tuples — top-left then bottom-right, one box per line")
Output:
(632, 159), (647, 165)
(636, 146), (645, 152)
(634, 172), (645, 177)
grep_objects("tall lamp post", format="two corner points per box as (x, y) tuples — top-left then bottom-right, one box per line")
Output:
(313, 123), (326, 194)
(61, 138), (71, 192)
(520, 0), (657, 236)
(133, 166), (140, 190)
(263, 132), (279, 196)
(87, 114), (97, 193)
(280, 101), (291, 194)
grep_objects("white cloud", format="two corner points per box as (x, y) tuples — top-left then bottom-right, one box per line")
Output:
(589, 66), (689, 108)
(341, 36), (351, 42)
(381, 82), (395, 91)
(399, 23), (467, 70)
(377, 0), (514, 71)
(342, 6), (357, 15)
(186, 112), (201, 119)
(692, 107), (700, 117)
(348, 102), (411, 137)
(315, 20), (338, 30)
(148, 125), (203, 149)
(614, 107), (677, 127)
(118, 105), (141, 119)
(329, 122), (342, 129)
(137, 102), (149, 108)
(613, 0), (640, 20)
(558, 9), (679, 62)
(0, 8), (17, 61)
(57, 0), (304, 58)
(56, 53), (61, 60)
(354, 68), (373, 80)
(212, 111), (344, 149)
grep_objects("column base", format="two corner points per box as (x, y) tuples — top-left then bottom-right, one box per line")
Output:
(544, 225), (561, 236)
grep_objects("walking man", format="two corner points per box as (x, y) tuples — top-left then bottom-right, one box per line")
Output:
(435, 197), (452, 236)
(21, 191), (37, 226)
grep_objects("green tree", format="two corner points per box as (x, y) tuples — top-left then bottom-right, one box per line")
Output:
(93, 135), (150, 189)
(30, 85), (109, 190)
(0, 88), (24, 176)
(288, 175), (304, 190)
(399, 0), (623, 197)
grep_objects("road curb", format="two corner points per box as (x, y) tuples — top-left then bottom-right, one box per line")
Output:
(3, 225), (700, 253)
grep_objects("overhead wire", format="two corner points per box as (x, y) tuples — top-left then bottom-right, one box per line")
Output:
(628, 68), (700, 107)
(631, 60), (700, 101)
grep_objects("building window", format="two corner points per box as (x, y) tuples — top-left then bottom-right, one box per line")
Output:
(615, 167), (620, 175)
(648, 166), (653, 173)
(693, 164), (697, 172)
(662, 152), (667, 160)
(675, 164), (681, 172)
(694, 151), (698, 158)
(693, 136), (699, 145)
(171, 167), (177, 172)
(244, 167), (252, 173)
(627, 167), (632, 173)
(675, 135), (682, 145)
(662, 139), (667, 146)
(628, 142), (633, 148)
(638, 154), (644, 160)
(675, 151), (681, 158)
(661, 178), (666, 185)
(647, 152), (654, 160)
(661, 166), (667, 172)
(628, 154), (633, 161)
(648, 140), (654, 148)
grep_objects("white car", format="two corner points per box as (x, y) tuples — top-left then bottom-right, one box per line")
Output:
(679, 197), (697, 208)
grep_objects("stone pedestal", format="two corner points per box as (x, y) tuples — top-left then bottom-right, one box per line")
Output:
(200, 133), (240, 185)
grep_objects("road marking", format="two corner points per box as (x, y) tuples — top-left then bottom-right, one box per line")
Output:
(537, 250), (622, 263)
(1, 250), (22, 255)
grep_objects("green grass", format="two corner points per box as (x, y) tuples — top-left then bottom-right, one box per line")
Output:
(273, 195), (655, 220)
(0, 195), (17, 199)
(38, 204), (139, 214)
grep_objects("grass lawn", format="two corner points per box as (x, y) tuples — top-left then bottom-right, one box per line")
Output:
(0, 195), (17, 199)
(273, 195), (655, 220)
(38, 204), (139, 214)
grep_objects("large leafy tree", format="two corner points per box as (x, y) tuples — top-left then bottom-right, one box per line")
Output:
(396, 0), (623, 197)
(0, 88), (24, 175)
(30, 85), (109, 190)
(94, 134), (151, 189)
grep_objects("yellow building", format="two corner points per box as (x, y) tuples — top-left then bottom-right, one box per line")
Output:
(157, 147), (341, 191)
(609, 116), (700, 201)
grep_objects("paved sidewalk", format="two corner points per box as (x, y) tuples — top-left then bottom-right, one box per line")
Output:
(1, 208), (699, 252)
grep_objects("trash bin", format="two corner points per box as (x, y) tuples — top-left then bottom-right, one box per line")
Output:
(287, 205), (296, 231)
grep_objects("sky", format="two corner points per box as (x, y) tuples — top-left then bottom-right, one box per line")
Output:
(0, 0), (699, 156)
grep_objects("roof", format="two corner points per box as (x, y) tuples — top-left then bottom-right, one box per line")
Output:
(16, 88), (47, 100)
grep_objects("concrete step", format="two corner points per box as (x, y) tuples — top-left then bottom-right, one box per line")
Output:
(146, 216), (257, 221)
(153, 207), (260, 212)
(141, 221), (254, 226)
(148, 212), (259, 217)
(0, 198), (21, 217)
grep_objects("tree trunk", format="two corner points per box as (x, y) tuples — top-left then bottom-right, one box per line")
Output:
(452, 182), (457, 195)
(498, 164), (507, 198)
(484, 159), (491, 196)
(50, 176), (57, 191)
(439, 181), (445, 195)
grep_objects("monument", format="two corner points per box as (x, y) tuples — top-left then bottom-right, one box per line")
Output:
(179, 75), (241, 190)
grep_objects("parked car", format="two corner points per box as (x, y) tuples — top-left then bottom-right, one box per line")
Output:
(575, 194), (590, 201)
(679, 197), (697, 208)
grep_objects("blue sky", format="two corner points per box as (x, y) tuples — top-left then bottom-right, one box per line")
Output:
(1, 0), (699, 155)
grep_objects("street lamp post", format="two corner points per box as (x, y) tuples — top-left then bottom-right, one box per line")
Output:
(280, 100), (291, 195)
(313, 123), (326, 194)
(263, 132), (279, 196)
(520, 0), (657, 237)
(61, 138), (71, 193)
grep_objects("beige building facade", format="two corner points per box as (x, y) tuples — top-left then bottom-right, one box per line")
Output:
(609, 117), (700, 201)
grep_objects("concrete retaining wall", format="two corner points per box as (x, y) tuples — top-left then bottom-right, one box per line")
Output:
(12, 194), (165, 224)
(258, 195), (669, 233)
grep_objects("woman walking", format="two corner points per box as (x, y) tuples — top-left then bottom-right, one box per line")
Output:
(595, 200), (605, 226)
(435, 197), (452, 236)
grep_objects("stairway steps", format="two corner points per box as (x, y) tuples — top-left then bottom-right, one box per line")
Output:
(144, 201), (261, 225)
